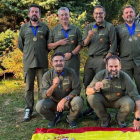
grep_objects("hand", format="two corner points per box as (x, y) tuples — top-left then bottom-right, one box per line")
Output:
(52, 77), (60, 88)
(95, 82), (103, 90)
(58, 38), (69, 46)
(64, 53), (72, 60)
(133, 119), (140, 130)
(87, 30), (95, 38)
(57, 98), (66, 112)
(86, 87), (94, 95)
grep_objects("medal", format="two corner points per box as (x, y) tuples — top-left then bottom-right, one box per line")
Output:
(133, 36), (137, 40)
(33, 37), (37, 41)
(129, 37), (132, 42)
(92, 24), (98, 33)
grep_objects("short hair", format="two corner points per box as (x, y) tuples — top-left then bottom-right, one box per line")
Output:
(28, 4), (41, 13)
(106, 55), (121, 65)
(51, 52), (65, 61)
(94, 5), (105, 12)
(58, 7), (69, 15)
(123, 5), (135, 13)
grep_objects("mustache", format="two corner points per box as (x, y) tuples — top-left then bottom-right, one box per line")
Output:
(55, 64), (63, 67)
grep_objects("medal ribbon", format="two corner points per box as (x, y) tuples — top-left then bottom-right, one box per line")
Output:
(93, 24), (98, 28)
(126, 22), (135, 36)
(31, 26), (39, 36)
(62, 29), (69, 38)
(55, 71), (64, 77)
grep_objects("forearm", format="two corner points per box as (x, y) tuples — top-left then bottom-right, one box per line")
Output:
(46, 85), (56, 97)
(48, 41), (60, 50)
(72, 45), (82, 54)
(83, 36), (91, 46)
(135, 100), (140, 118)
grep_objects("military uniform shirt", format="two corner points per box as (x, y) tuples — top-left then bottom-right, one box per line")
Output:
(89, 69), (140, 102)
(82, 20), (117, 56)
(47, 24), (82, 53)
(116, 22), (140, 66)
(18, 21), (50, 68)
(41, 67), (81, 102)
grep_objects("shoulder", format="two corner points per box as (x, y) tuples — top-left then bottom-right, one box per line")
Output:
(95, 69), (106, 79)
(43, 69), (53, 79)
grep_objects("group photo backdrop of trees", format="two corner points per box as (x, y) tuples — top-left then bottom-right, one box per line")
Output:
(0, 0), (140, 79)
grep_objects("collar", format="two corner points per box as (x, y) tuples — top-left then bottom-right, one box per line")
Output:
(27, 21), (42, 27)
(94, 20), (106, 28)
(58, 24), (72, 31)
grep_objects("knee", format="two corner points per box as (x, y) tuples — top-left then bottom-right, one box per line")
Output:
(71, 96), (84, 111)
(122, 99), (135, 112)
(87, 94), (97, 106)
(35, 100), (43, 114)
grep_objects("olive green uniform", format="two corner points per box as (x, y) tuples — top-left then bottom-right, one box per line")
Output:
(116, 22), (140, 94)
(18, 21), (49, 110)
(82, 20), (117, 88)
(87, 69), (140, 122)
(47, 24), (82, 76)
(36, 67), (83, 121)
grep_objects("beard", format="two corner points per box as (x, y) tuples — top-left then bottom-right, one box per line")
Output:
(31, 15), (38, 22)
(108, 70), (118, 79)
(125, 15), (135, 23)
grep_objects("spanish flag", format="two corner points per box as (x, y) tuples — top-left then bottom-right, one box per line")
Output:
(31, 127), (140, 140)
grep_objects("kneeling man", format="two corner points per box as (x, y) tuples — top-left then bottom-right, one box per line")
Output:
(36, 52), (83, 128)
(86, 55), (140, 130)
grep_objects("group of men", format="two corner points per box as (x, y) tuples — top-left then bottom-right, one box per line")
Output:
(18, 4), (140, 130)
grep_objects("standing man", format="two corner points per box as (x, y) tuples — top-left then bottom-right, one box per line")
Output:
(82, 5), (117, 115)
(18, 4), (50, 121)
(36, 52), (83, 128)
(47, 7), (82, 77)
(86, 55), (140, 130)
(116, 5), (140, 94)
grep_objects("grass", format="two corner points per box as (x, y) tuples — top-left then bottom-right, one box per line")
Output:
(0, 74), (134, 140)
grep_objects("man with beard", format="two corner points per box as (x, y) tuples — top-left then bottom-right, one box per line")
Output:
(36, 52), (83, 128)
(116, 5), (140, 95)
(82, 5), (117, 116)
(47, 7), (82, 77)
(18, 4), (49, 122)
(86, 55), (140, 129)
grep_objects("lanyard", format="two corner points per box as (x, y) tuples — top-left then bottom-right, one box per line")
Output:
(93, 24), (98, 28)
(31, 26), (38, 36)
(55, 71), (64, 77)
(62, 29), (69, 38)
(126, 22), (135, 36)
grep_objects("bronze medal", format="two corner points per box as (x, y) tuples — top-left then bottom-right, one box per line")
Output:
(33, 37), (37, 41)
(92, 28), (98, 33)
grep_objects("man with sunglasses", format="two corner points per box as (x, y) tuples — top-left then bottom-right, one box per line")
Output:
(82, 5), (117, 116)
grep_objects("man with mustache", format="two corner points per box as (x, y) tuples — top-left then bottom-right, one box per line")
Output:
(82, 5), (117, 116)
(47, 7), (82, 77)
(36, 52), (83, 128)
(116, 5), (140, 95)
(18, 4), (49, 122)
(86, 55), (140, 130)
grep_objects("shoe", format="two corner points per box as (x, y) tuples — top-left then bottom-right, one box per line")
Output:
(115, 116), (127, 128)
(83, 107), (94, 116)
(23, 109), (32, 122)
(66, 116), (77, 128)
(101, 114), (111, 127)
(47, 112), (62, 128)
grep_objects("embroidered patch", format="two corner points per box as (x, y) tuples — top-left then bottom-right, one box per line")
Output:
(40, 35), (43, 39)
(117, 93), (120, 96)
(100, 38), (103, 42)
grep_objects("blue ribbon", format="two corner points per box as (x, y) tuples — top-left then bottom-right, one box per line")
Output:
(55, 71), (64, 76)
(62, 29), (69, 38)
(31, 26), (39, 36)
(93, 24), (98, 28)
(126, 22), (135, 36)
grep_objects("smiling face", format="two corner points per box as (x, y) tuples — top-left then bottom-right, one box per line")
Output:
(122, 7), (135, 24)
(106, 58), (121, 77)
(93, 7), (106, 25)
(58, 9), (70, 25)
(52, 56), (65, 73)
(28, 7), (40, 22)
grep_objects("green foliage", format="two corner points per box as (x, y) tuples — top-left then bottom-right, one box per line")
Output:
(0, 29), (18, 55)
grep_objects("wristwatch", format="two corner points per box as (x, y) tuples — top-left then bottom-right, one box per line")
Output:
(135, 117), (140, 121)
(65, 96), (70, 101)
(71, 52), (74, 58)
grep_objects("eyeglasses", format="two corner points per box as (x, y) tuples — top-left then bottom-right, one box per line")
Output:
(94, 12), (104, 15)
